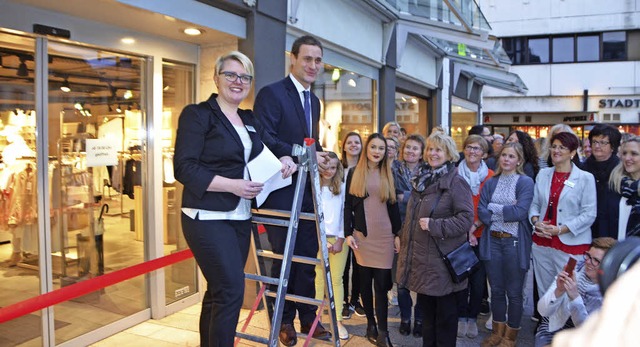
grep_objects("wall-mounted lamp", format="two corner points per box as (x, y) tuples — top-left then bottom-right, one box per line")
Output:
(60, 78), (71, 93)
(331, 68), (340, 82)
(17, 57), (28, 77)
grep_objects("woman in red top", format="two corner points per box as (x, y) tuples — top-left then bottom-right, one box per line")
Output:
(456, 135), (494, 338)
(529, 132), (596, 302)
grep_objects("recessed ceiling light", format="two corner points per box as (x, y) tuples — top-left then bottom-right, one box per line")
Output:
(183, 28), (203, 36)
(163, 15), (176, 22)
(121, 37), (136, 44)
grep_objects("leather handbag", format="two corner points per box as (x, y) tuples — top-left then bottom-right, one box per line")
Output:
(428, 190), (480, 284)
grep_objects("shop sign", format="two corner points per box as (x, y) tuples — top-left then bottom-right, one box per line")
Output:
(562, 114), (594, 122)
(598, 99), (640, 108)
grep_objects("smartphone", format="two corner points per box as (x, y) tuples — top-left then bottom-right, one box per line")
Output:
(564, 257), (577, 275)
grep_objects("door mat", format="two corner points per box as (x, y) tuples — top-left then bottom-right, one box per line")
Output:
(0, 313), (69, 346)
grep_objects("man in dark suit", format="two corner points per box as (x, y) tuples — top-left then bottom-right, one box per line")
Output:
(254, 35), (331, 346)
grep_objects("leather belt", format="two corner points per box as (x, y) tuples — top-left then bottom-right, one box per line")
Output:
(491, 231), (513, 238)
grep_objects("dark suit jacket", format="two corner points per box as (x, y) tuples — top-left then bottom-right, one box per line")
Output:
(254, 76), (323, 210)
(174, 94), (287, 212)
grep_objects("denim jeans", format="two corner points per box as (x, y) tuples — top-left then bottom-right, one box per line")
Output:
(484, 235), (527, 328)
(398, 286), (423, 323)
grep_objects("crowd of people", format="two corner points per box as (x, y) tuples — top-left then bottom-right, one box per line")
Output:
(174, 34), (640, 347)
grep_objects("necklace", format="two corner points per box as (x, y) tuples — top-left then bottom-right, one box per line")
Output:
(546, 171), (570, 220)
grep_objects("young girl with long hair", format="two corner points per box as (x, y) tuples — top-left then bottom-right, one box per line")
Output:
(344, 133), (401, 347)
(314, 152), (349, 340)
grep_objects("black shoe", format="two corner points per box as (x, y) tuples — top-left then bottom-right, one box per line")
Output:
(480, 299), (490, 315)
(300, 322), (332, 341)
(353, 302), (366, 317)
(279, 323), (297, 346)
(342, 305), (352, 319)
(375, 331), (393, 347)
(398, 320), (411, 336)
(413, 321), (423, 338)
(366, 324), (378, 344)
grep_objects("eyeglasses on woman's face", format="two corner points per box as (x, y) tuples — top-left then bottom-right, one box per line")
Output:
(220, 71), (253, 84)
(465, 145), (483, 153)
(583, 251), (602, 267)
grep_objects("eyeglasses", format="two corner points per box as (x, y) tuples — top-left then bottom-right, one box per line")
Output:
(551, 144), (569, 151)
(583, 252), (601, 266)
(465, 145), (483, 153)
(387, 146), (397, 151)
(592, 140), (610, 147)
(220, 71), (253, 84)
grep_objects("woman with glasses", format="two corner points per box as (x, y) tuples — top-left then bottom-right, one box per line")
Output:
(456, 135), (494, 339)
(609, 136), (640, 239)
(505, 130), (540, 181)
(529, 132), (597, 313)
(478, 143), (534, 347)
(534, 237), (617, 347)
(174, 51), (296, 346)
(581, 124), (623, 239)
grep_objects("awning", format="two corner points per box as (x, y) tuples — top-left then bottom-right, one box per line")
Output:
(454, 63), (528, 95)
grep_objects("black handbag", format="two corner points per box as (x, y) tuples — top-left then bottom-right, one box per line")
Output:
(428, 190), (480, 284)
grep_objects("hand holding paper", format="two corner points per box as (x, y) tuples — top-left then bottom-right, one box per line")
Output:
(247, 143), (293, 207)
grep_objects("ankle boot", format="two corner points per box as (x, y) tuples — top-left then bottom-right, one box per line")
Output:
(497, 325), (520, 347)
(481, 321), (506, 347)
(366, 324), (378, 344)
(375, 330), (393, 347)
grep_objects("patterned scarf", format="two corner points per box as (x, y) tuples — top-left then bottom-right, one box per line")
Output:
(458, 159), (489, 195)
(412, 161), (454, 192)
(621, 177), (640, 236)
(576, 262), (602, 315)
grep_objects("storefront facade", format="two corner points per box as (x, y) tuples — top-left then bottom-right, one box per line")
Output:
(0, 1), (518, 345)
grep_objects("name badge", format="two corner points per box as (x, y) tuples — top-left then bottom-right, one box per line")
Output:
(564, 180), (575, 188)
(245, 125), (256, 132)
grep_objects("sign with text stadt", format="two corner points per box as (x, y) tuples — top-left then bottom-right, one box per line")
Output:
(86, 139), (118, 167)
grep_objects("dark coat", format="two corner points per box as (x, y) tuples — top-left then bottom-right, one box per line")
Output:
(396, 167), (474, 296)
(174, 94), (287, 211)
(343, 168), (402, 237)
(478, 174), (535, 271)
(580, 155), (621, 239)
(254, 76), (323, 211)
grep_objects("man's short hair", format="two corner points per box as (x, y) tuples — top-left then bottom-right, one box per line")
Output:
(291, 35), (323, 57)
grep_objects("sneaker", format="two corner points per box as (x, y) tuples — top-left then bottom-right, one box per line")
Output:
(352, 302), (366, 317)
(466, 320), (479, 338)
(337, 322), (349, 340)
(457, 320), (468, 338)
(341, 306), (352, 320)
(485, 314), (493, 330)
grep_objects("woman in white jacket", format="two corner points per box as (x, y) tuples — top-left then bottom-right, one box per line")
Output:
(529, 132), (597, 297)
(534, 237), (616, 347)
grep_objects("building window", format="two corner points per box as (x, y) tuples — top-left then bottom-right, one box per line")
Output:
(552, 37), (574, 63)
(603, 31), (626, 61)
(527, 38), (549, 63)
(503, 37), (525, 64)
(577, 35), (599, 62)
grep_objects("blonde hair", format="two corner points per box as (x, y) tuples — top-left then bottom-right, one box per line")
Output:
(214, 51), (254, 77)
(425, 132), (460, 163)
(349, 133), (396, 203)
(609, 136), (640, 194)
(324, 152), (344, 195)
(382, 122), (401, 137)
(494, 143), (526, 176)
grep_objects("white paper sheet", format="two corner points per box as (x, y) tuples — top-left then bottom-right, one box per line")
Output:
(247, 144), (292, 207)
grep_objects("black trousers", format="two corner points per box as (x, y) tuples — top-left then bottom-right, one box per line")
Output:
(419, 292), (458, 347)
(342, 248), (362, 305)
(266, 219), (319, 325)
(359, 265), (392, 332)
(181, 214), (251, 347)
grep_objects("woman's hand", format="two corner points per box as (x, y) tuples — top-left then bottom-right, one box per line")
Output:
(534, 220), (555, 239)
(279, 156), (297, 178)
(330, 238), (344, 254)
(469, 233), (478, 247)
(563, 272), (579, 300)
(346, 235), (358, 250)
(394, 236), (400, 253)
(419, 217), (430, 231)
(233, 179), (264, 199)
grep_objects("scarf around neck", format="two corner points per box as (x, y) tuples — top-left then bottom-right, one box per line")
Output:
(458, 160), (489, 195)
(412, 161), (454, 192)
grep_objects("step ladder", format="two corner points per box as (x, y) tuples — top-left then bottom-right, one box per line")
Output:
(235, 139), (341, 347)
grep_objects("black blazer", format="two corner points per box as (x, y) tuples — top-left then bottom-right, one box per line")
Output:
(174, 94), (287, 212)
(254, 76), (323, 211)
(344, 168), (402, 237)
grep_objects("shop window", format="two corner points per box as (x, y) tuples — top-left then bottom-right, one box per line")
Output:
(527, 38), (549, 64)
(552, 37), (574, 63)
(602, 31), (626, 61)
(395, 91), (428, 138)
(577, 35), (599, 62)
(312, 65), (377, 154)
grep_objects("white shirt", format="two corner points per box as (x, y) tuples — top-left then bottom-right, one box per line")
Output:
(619, 197), (632, 240)
(321, 184), (345, 238)
(289, 74), (312, 135)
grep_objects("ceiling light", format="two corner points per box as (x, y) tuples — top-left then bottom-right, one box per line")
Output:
(121, 37), (136, 44)
(163, 85), (170, 91)
(183, 28), (202, 36)
(60, 79), (71, 93)
(74, 102), (83, 110)
(347, 78), (357, 88)
(163, 15), (176, 22)
(116, 104), (122, 113)
(411, 98), (418, 104)
(17, 58), (28, 77)
(123, 90), (133, 99)
(331, 68), (340, 82)
(401, 96), (407, 102)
